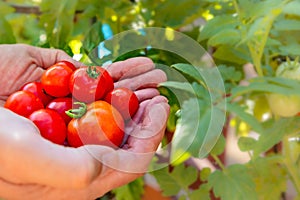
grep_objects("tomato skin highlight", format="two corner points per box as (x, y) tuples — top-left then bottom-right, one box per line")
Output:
(69, 66), (114, 103)
(4, 90), (44, 117)
(55, 60), (76, 71)
(67, 100), (125, 148)
(29, 109), (67, 145)
(46, 97), (73, 124)
(104, 87), (139, 120)
(21, 81), (53, 106)
(41, 64), (73, 97)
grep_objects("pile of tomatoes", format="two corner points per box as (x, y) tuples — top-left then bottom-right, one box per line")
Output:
(4, 61), (139, 148)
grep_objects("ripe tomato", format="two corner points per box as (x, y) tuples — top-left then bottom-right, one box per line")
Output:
(29, 109), (67, 145)
(21, 82), (53, 106)
(41, 63), (74, 97)
(67, 101), (124, 148)
(46, 97), (73, 124)
(104, 87), (139, 120)
(55, 60), (77, 71)
(4, 91), (44, 117)
(69, 66), (114, 103)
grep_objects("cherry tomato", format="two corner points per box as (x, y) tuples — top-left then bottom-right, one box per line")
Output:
(21, 82), (53, 106)
(41, 63), (74, 97)
(4, 91), (44, 117)
(66, 101), (124, 148)
(29, 109), (67, 145)
(69, 66), (114, 103)
(104, 87), (139, 120)
(46, 97), (73, 124)
(55, 60), (77, 71)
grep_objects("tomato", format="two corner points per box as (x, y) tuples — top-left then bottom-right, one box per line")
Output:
(46, 97), (73, 124)
(21, 82), (53, 106)
(104, 87), (139, 120)
(55, 60), (77, 71)
(28, 109), (67, 145)
(66, 101), (124, 148)
(69, 66), (114, 103)
(4, 91), (44, 117)
(41, 63), (74, 97)
(268, 58), (300, 117)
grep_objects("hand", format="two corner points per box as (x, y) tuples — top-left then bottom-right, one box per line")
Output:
(0, 44), (82, 106)
(0, 53), (169, 199)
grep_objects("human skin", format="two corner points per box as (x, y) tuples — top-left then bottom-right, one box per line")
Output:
(0, 44), (169, 200)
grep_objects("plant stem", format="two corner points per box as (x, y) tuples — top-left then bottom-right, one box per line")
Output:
(211, 154), (225, 170)
(282, 135), (300, 195)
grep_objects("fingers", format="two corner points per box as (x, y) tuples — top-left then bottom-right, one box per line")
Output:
(0, 108), (101, 189)
(128, 96), (170, 150)
(134, 88), (160, 102)
(115, 69), (167, 90)
(105, 57), (154, 81)
(30, 45), (83, 69)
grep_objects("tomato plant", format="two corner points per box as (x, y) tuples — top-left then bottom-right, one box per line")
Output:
(104, 87), (139, 120)
(69, 66), (114, 103)
(28, 109), (67, 145)
(4, 90), (44, 117)
(41, 62), (74, 97)
(66, 101), (125, 148)
(3, 0), (300, 199)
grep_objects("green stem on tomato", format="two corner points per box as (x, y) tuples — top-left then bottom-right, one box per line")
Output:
(282, 135), (300, 195)
(65, 102), (87, 119)
(86, 66), (100, 79)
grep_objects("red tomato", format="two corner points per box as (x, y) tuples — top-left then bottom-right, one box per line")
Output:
(21, 82), (53, 106)
(69, 66), (114, 103)
(4, 91), (44, 117)
(104, 87), (139, 120)
(46, 97), (73, 124)
(29, 109), (67, 145)
(67, 101), (124, 148)
(41, 63), (73, 97)
(55, 60), (77, 71)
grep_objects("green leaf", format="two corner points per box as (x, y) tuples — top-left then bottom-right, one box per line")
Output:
(274, 19), (300, 31)
(151, 164), (198, 197)
(0, 17), (16, 44)
(210, 134), (226, 156)
(248, 157), (287, 200)
(238, 136), (257, 152)
(171, 63), (204, 83)
(82, 21), (105, 55)
(188, 183), (211, 200)
(112, 178), (144, 200)
(198, 15), (238, 42)
(226, 103), (264, 134)
(213, 45), (251, 65)
(171, 98), (225, 162)
(140, 0), (205, 29)
(40, 0), (78, 48)
(218, 65), (242, 82)
(208, 29), (241, 46)
(283, 0), (300, 16)
(231, 76), (300, 98)
(159, 81), (195, 95)
(253, 117), (300, 158)
(208, 164), (258, 200)
(0, 1), (15, 16)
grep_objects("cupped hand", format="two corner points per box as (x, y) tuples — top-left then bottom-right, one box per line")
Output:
(0, 44), (82, 106)
(0, 54), (169, 200)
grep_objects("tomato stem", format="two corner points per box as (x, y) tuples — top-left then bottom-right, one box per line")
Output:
(65, 102), (87, 118)
(86, 66), (100, 79)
